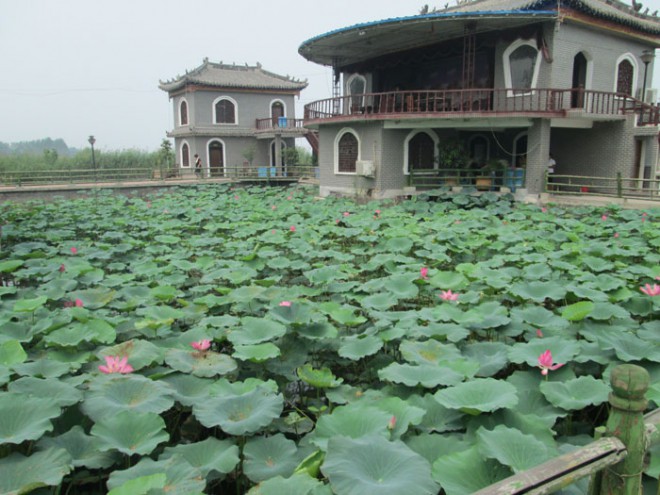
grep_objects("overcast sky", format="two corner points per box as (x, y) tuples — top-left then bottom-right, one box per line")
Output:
(2, 0), (660, 152)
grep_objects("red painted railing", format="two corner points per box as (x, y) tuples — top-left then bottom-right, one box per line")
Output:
(304, 88), (659, 125)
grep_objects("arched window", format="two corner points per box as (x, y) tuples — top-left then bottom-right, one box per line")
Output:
(213, 97), (237, 124)
(503, 40), (541, 96)
(616, 57), (635, 96)
(181, 142), (190, 168)
(335, 129), (359, 174)
(271, 100), (285, 127)
(404, 130), (438, 174)
(468, 134), (490, 166)
(179, 99), (188, 126)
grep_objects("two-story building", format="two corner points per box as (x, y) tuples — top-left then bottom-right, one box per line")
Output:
(159, 59), (309, 177)
(299, 0), (660, 198)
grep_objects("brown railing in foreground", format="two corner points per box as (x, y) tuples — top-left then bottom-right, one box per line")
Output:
(0, 165), (319, 187)
(473, 364), (658, 495)
(547, 172), (660, 200)
(304, 88), (660, 124)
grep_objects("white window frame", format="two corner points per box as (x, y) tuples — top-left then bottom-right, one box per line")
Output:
(270, 99), (287, 118)
(403, 130), (439, 175)
(180, 140), (191, 168)
(334, 127), (360, 175)
(178, 98), (189, 127)
(212, 96), (239, 125)
(503, 39), (542, 97)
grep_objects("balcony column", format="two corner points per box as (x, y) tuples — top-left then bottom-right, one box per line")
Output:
(525, 119), (552, 195)
(274, 133), (282, 177)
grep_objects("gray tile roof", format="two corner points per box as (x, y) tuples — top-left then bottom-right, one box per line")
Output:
(159, 59), (308, 93)
(440, 0), (660, 34)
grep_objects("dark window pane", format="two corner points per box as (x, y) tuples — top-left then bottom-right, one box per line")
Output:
(338, 133), (358, 173)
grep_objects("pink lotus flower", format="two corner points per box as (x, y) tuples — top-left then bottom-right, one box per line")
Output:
(375, 209), (381, 215)
(99, 355), (133, 374)
(420, 267), (429, 279)
(74, 298), (84, 307)
(387, 415), (396, 431)
(287, 195), (293, 200)
(70, 247), (78, 255)
(289, 226), (296, 232)
(279, 301), (292, 307)
(59, 264), (66, 273)
(541, 207), (547, 213)
(343, 211), (350, 217)
(271, 205), (277, 210)
(537, 350), (564, 376)
(191, 339), (211, 351)
(640, 284), (660, 296)
(439, 290), (459, 301)
(234, 195), (239, 200)
(536, 329), (543, 338)
(614, 232), (619, 238)
(601, 215), (608, 221)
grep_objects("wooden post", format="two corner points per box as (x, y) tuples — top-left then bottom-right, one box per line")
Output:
(600, 364), (650, 495)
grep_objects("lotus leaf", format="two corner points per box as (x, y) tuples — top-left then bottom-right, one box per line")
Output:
(463, 342), (510, 377)
(434, 378), (518, 414)
(91, 411), (169, 456)
(0, 259), (23, 273)
(508, 336), (580, 368)
(12, 358), (72, 378)
(338, 334), (383, 360)
(243, 433), (300, 482)
(9, 376), (83, 407)
(228, 317), (287, 345)
(477, 425), (552, 472)
(246, 473), (324, 495)
(400, 340), (462, 364)
(540, 376), (610, 410)
(192, 385), (283, 435)
(0, 448), (72, 495)
(165, 348), (237, 377)
(310, 405), (392, 450)
(270, 301), (314, 325)
(361, 292), (397, 311)
(233, 343), (281, 362)
(322, 434), (439, 495)
(13, 295), (47, 312)
(378, 362), (465, 388)
(432, 445), (511, 494)
(428, 271), (467, 290)
(295, 321), (339, 340)
(82, 374), (175, 421)
(107, 473), (167, 495)
(160, 437), (240, 478)
(0, 392), (61, 444)
(0, 339), (27, 366)
(43, 318), (116, 347)
(561, 301), (595, 321)
(106, 457), (206, 495)
(37, 425), (118, 469)
(297, 364), (343, 388)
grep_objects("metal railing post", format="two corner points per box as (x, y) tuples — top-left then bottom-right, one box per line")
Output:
(599, 364), (650, 495)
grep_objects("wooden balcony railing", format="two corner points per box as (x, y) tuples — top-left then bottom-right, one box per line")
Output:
(304, 88), (658, 124)
(255, 117), (306, 131)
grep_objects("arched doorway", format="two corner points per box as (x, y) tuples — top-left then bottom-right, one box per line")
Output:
(571, 52), (588, 108)
(208, 141), (224, 177)
(271, 101), (285, 127)
(512, 132), (528, 169)
(408, 133), (436, 172)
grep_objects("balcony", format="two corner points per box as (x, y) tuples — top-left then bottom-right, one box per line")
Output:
(304, 88), (660, 126)
(254, 117), (308, 138)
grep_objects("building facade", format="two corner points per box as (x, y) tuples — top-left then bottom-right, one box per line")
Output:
(299, 0), (660, 198)
(160, 59), (308, 177)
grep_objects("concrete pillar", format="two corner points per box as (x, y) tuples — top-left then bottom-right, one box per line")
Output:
(274, 133), (282, 176)
(526, 119), (552, 194)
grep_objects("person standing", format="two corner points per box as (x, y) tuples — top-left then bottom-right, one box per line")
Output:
(547, 153), (557, 191)
(194, 154), (202, 178)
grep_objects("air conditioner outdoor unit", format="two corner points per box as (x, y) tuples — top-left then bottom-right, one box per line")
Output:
(646, 88), (658, 104)
(356, 160), (375, 177)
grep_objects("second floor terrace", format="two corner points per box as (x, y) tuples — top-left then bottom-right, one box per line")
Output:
(303, 87), (660, 128)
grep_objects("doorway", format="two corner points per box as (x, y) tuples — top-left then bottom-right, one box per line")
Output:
(571, 53), (588, 108)
(208, 141), (224, 177)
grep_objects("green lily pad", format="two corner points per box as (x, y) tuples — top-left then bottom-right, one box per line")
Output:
(243, 433), (300, 482)
(160, 437), (240, 478)
(246, 473), (324, 495)
(0, 393), (61, 444)
(378, 362), (465, 388)
(228, 317), (287, 345)
(509, 281), (567, 302)
(0, 259), (24, 273)
(540, 376), (610, 410)
(37, 425), (118, 470)
(297, 364), (343, 388)
(108, 473), (167, 495)
(561, 301), (595, 321)
(0, 340), (27, 366)
(43, 319), (116, 347)
(338, 334), (383, 360)
(192, 385), (284, 435)
(91, 411), (169, 456)
(322, 434), (439, 495)
(106, 457), (206, 495)
(165, 348), (237, 377)
(0, 448), (72, 495)
(434, 378), (518, 415)
(9, 377), (83, 408)
(233, 343), (281, 362)
(13, 295), (48, 312)
(432, 445), (511, 494)
(310, 405), (392, 450)
(477, 425), (552, 472)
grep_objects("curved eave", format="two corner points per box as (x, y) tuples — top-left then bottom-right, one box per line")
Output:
(298, 11), (557, 67)
(159, 80), (308, 94)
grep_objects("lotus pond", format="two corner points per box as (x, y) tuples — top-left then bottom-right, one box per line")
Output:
(0, 185), (659, 495)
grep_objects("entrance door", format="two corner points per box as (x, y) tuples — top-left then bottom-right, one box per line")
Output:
(571, 53), (588, 108)
(209, 141), (224, 177)
(271, 102), (284, 127)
